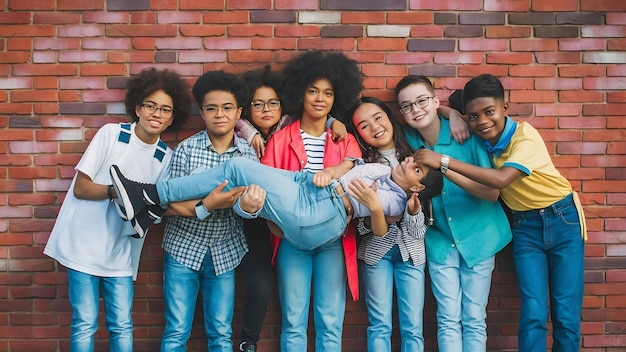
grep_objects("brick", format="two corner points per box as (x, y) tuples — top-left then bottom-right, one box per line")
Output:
(82, 11), (129, 24)
(486, 25), (532, 38)
(366, 25), (409, 38)
(434, 13), (457, 25)
(298, 12), (341, 24)
(535, 25), (579, 38)
(7, 0), (54, 11)
(298, 38), (355, 51)
(275, 0), (316, 10)
(410, 25), (444, 38)
(57, 0), (104, 11)
(410, 0), (482, 10)
(321, 26), (364, 38)
(7, 38), (32, 51)
(557, 12), (605, 25)
(460, 38), (508, 51)
(250, 10), (296, 23)
(180, 25), (226, 37)
(582, 0), (626, 12)
(251, 38), (296, 50)
(487, 52), (533, 64)
(343, 12), (385, 24)
(321, 0), (405, 10)
(532, 0), (578, 11)
(509, 13), (555, 25)
(275, 25), (320, 37)
(408, 39), (455, 52)
(408, 65), (456, 77)
(358, 38), (405, 51)
(535, 51), (580, 64)
(484, 0), (529, 12)
(435, 52), (484, 64)
(105, 25), (177, 37)
(58, 25), (104, 38)
(444, 25), (483, 38)
(229, 25), (274, 37)
(459, 12), (505, 25)
(535, 103), (581, 117)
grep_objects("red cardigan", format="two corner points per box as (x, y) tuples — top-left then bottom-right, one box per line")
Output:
(260, 119), (362, 301)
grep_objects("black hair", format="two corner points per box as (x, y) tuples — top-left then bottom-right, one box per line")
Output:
(448, 89), (465, 115)
(394, 75), (436, 98)
(240, 65), (285, 123)
(281, 51), (363, 122)
(346, 96), (413, 164)
(124, 67), (192, 130)
(192, 70), (248, 108)
(462, 74), (505, 108)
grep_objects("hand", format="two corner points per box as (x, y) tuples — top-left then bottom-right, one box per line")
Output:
(239, 185), (266, 213)
(449, 109), (470, 144)
(407, 191), (421, 216)
(348, 178), (382, 213)
(313, 169), (334, 187)
(250, 134), (265, 159)
(414, 149), (442, 169)
(202, 181), (246, 210)
(330, 118), (347, 142)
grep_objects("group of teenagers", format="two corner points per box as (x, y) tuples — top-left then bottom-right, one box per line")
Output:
(44, 50), (587, 352)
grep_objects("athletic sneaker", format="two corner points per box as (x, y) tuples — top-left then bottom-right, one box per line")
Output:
(109, 164), (160, 220)
(239, 342), (257, 352)
(130, 204), (166, 239)
(112, 201), (129, 221)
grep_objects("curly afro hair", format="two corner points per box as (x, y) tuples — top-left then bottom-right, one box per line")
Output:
(192, 70), (248, 109)
(281, 51), (363, 122)
(124, 67), (192, 130)
(240, 65), (285, 122)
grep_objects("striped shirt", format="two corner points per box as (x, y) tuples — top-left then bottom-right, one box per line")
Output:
(301, 130), (326, 173)
(162, 130), (258, 275)
(356, 155), (427, 267)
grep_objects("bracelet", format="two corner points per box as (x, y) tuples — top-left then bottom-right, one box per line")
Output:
(440, 154), (450, 175)
(107, 185), (114, 201)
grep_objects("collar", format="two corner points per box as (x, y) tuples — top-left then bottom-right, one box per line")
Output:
(484, 116), (516, 157)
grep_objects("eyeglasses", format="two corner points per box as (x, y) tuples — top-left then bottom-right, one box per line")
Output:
(250, 99), (281, 112)
(200, 104), (238, 116)
(399, 96), (435, 115)
(141, 103), (173, 118)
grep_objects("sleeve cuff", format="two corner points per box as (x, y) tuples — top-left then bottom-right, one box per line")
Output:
(233, 197), (260, 220)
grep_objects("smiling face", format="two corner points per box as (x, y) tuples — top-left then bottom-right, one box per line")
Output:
(249, 86), (282, 138)
(465, 96), (508, 146)
(352, 102), (395, 151)
(301, 78), (334, 121)
(390, 156), (428, 194)
(134, 89), (174, 144)
(200, 90), (242, 139)
(396, 82), (440, 131)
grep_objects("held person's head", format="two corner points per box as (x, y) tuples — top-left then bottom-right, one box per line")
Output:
(347, 96), (413, 164)
(124, 68), (192, 143)
(462, 74), (508, 146)
(389, 154), (443, 202)
(192, 71), (248, 138)
(395, 75), (441, 131)
(241, 65), (285, 138)
(281, 51), (363, 122)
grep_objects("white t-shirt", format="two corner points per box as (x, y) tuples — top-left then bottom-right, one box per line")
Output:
(44, 123), (172, 279)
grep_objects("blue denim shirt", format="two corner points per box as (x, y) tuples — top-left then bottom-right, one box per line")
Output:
(404, 117), (512, 268)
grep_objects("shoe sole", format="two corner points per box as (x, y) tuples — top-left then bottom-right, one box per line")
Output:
(110, 165), (140, 220)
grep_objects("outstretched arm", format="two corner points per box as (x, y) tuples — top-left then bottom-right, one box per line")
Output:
(312, 159), (355, 187)
(74, 171), (114, 200)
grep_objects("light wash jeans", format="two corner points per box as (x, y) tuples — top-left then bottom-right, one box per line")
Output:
(362, 245), (425, 352)
(511, 193), (584, 352)
(160, 252), (235, 352)
(67, 268), (133, 352)
(157, 157), (347, 250)
(276, 237), (346, 352)
(428, 249), (495, 352)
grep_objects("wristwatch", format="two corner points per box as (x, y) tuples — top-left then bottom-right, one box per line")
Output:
(440, 154), (450, 175)
(195, 200), (212, 220)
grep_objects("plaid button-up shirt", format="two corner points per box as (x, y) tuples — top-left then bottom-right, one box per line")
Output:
(162, 130), (258, 275)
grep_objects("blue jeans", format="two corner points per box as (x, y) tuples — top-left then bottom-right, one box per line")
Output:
(511, 193), (584, 352)
(67, 268), (133, 352)
(276, 237), (346, 352)
(157, 157), (347, 250)
(361, 245), (425, 352)
(160, 252), (235, 352)
(428, 249), (495, 352)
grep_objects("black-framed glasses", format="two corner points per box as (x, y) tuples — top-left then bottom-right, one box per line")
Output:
(399, 96), (434, 115)
(250, 99), (281, 112)
(200, 104), (238, 116)
(141, 103), (173, 118)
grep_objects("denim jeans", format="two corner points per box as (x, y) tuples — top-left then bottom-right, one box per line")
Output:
(361, 245), (425, 352)
(157, 157), (347, 250)
(276, 237), (346, 352)
(240, 218), (274, 344)
(511, 193), (584, 352)
(428, 249), (495, 352)
(160, 252), (235, 352)
(67, 268), (133, 352)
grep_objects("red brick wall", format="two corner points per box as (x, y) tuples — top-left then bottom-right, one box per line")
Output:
(1, 1), (625, 351)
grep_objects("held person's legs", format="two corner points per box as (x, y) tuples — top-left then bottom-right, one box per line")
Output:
(100, 276), (134, 352)
(428, 249), (463, 352)
(459, 255), (495, 352)
(68, 269), (100, 352)
(362, 251), (395, 352)
(160, 252), (201, 352)
(200, 253), (236, 352)
(545, 196), (584, 352)
(511, 210), (550, 352)
(394, 253), (426, 352)
(276, 241), (314, 351)
(311, 238), (346, 352)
